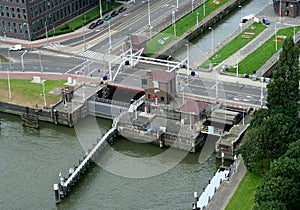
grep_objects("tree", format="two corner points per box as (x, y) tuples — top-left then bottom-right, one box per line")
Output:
(267, 37), (300, 110)
(254, 139), (300, 209)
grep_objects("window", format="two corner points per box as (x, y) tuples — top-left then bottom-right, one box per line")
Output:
(18, 23), (23, 33)
(142, 79), (148, 86)
(22, 8), (26, 19)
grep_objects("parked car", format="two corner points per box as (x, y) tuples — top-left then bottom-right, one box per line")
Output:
(88, 23), (97, 29)
(96, 19), (104, 26)
(262, 18), (270, 25)
(9, 44), (23, 51)
(104, 14), (111, 21)
(111, 10), (118, 17)
(118, 7), (127, 13)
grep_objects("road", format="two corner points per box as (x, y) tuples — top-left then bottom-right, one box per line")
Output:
(0, 0), (268, 107)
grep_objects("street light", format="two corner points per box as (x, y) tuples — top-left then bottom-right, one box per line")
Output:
(196, 12), (199, 27)
(239, 5), (243, 33)
(39, 49), (43, 73)
(148, 0), (152, 39)
(7, 68), (11, 99)
(208, 27), (214, 57)
(275, 22), (280, 51)
(185, 43), (190, 77)
(99, 0), (103, 19)
(192, 0), (194, 13)
(284, 23), (296, 43)
(108, 20), (112, 50)
(176, 0), (179, 8)
(203, 0), (206, 17)
(172, 10), (176, 37)
(236, 54), (239, 83)
(42, 80), (47, 108)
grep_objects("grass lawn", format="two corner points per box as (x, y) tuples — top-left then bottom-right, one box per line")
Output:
(146, 0), (230, 56)
(200, 22), (266, 69)
(0, 54), (9, 62)
(227, 26), (300, 75)
(44, 2), (121, 38)
(225, 171), (263, 210)
(0, 79), (67, 108)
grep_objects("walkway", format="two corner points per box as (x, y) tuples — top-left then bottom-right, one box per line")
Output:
(206, 155), (247, 210)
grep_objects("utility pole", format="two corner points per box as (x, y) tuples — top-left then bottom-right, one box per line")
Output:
(99, 0), (103, 19)
(7, 68), (11, 99)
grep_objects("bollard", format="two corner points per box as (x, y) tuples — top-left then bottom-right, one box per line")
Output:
(54, 184), (60, 203)
(159, 140), (163, 148)
(194, 192), (199, 209)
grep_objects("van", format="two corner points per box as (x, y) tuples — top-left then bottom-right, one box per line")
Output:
(9, 44), (22, 51)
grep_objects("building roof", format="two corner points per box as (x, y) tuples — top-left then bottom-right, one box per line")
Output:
(179, 100), (208, 115)
(141, 69), (175, 83)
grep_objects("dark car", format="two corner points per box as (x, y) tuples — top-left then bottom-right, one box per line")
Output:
(111, 10), (118, 17)
(88, 23), (97, 29)
(262, 18), (270, 25)
(104, 14), (111, 21)
(96, 19), (104, 26)
(118, 7), (127, 13)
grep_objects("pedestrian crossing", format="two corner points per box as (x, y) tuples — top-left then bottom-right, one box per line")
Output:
(75, 50), (104, 61)
(42, 43), (67, 50)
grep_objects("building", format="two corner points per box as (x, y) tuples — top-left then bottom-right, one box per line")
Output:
(0, 0), (99, 40)
(273, 0), (300, 18)
(178, 100), (207, 125)
(141, 69), (176, 104)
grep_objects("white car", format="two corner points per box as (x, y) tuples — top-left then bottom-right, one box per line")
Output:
(9, 44), (22, 51)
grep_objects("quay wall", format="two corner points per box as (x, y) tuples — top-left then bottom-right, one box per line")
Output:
(155, 0), (251, 59)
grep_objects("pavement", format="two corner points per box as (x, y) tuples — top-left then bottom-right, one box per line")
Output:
(1, 2), (296, 89)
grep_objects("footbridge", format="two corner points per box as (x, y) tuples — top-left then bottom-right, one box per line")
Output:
(53, 125), (117, 203)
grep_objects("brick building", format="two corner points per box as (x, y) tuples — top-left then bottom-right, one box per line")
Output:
(141, 70), (176, 104)
(0, 0), (98, 40)
(178, 100), (207, 125)
(273, 0), (300, 17)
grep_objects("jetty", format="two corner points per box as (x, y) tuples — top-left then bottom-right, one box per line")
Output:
(54, 125), (117, 203)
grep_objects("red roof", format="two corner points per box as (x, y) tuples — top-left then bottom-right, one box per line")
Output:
(142, 69), (175, 83)
(179, 101), (207, 115)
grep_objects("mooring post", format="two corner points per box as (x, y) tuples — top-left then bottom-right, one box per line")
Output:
(194, 191), (198, 210)
(54, 183), (60, 203)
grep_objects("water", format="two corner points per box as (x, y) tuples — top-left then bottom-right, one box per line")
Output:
(172, 0), (270, 61)
(0, 1), (267, 208)
(0, 113), (218, 209)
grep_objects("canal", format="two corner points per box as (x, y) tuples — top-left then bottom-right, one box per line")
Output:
(0, 0), (270, 209)
(0, 113), (218, 209)
(172, 0), (269, 61)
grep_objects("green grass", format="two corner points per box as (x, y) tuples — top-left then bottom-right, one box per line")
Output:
(0, 54), (9, 62)
(200, 22), (267, 69)
(225, 171), (263, 210)
(146, 0), (230, 56)
(0, 79), (66, 107)
(44, 2), (121, 38)
(227, 26), (300, 75)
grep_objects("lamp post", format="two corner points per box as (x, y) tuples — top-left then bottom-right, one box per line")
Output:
(185, 43), (190, 77)
(275, 22), (279, 51)
(21, 50), (27, 72)
(148, 0), (152, 39)
(236, 54), (239, 83)
(108, 20), (112, 50)
(239, 5), (243, 33)
(7, 68), (11, 99)
(99, 0), (103, 19)
(192, 0), (194, 13)
(203, 0), (206, 17)
(208, 27), (214, 57)
(172, 10), (176, 37)
(279, 0), (282, 23)
(42, 80), (47, 108)
(176, 0), (179, 8)
(45, 20), (48, 45)
(196, 12), (199, 27)
(39, 49), (43, 73)
(284, 23), (296, 43)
